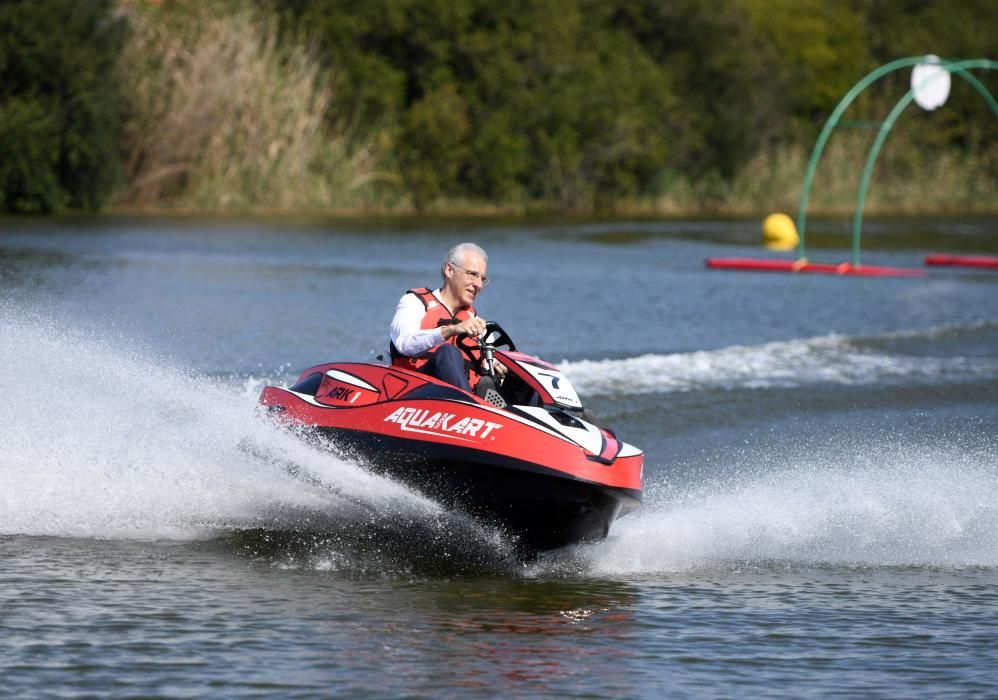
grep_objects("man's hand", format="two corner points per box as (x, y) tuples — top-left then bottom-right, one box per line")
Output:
(443, 316), (487, 340)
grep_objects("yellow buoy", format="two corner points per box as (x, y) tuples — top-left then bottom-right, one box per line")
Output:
(762, 213), (800, 251)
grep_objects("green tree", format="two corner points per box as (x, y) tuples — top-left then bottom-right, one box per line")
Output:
(610, 0), (786, 182)
(0, 0), (127, 213)
(737, 0), (869, 121)
(278, 0), (678, 208)
(456, 0), (674, 206)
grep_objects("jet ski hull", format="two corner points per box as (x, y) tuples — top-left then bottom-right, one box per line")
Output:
(308, 425), (641, 551)
(259, 359), (643, 551)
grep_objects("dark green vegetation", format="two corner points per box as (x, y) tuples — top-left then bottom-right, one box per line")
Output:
(0, 0), (127, 212)
(1, 0), (995, 214)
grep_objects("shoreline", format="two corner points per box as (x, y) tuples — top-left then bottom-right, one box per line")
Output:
(69, 203), (998, 221)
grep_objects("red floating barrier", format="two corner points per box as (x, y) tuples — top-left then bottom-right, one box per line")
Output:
(705, 258), (925, 277)
(924, 254), (998, 269)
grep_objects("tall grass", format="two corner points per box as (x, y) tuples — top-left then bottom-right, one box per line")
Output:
(611, 137), (997, 217)
(724, 138), (998, 216)
(114, 3), (387, 211)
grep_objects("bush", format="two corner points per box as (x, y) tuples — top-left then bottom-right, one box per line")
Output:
(0, 0), (127, 213)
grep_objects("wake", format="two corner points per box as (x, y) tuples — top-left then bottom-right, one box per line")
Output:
(0, 309), (443, 541)
(569, 438), (998, 574)
(560, 322), (998, 396)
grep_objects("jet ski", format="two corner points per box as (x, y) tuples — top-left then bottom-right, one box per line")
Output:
(258, 322), (642, 551)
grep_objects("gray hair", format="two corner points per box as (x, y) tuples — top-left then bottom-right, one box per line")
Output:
(442, 242), (488, 279)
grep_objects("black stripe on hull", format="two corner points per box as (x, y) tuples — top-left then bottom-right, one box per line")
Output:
(311, 427), (641, 551)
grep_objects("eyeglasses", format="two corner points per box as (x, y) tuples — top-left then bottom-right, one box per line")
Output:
(452, 265), (490, 286)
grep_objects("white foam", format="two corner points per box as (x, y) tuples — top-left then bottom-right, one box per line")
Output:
(579, 441), (998, 573)
(560, 331), (996, 396)
(0, 309), (436, 540)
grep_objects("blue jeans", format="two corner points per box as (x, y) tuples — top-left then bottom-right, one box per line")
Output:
(421, 344), (471, 392)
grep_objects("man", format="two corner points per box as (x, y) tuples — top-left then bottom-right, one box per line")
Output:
(390, 242), (503, 392)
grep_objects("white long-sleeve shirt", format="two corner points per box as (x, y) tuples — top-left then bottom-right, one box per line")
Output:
(389, 289), (477, 357)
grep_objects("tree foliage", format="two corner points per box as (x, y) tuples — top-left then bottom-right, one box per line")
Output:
(1, 0), (995, 213)
(0, 0), (127, 213)
(278, 0), (785, 208)
(737, 0), (869, 119)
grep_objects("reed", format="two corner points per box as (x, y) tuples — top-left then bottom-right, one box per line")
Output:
(631, 138), (998, 217)
(114, 3), (384, 211)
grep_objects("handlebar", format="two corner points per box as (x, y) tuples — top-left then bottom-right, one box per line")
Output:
(477, 322), (516, 380)
(479, 321), (516, 352)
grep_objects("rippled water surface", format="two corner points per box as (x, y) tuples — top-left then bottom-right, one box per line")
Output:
(1, 216), (996, 697)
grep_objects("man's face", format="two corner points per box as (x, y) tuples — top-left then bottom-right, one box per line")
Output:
(445, 252), (487, 308)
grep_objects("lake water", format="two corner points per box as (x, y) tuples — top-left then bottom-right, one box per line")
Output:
(1, 215), (996, 697)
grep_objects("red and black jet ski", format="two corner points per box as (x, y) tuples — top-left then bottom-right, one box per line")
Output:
(258, 323), (642, 551)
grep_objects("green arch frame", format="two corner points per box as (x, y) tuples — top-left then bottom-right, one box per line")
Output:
(795, 56), (997, 265)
